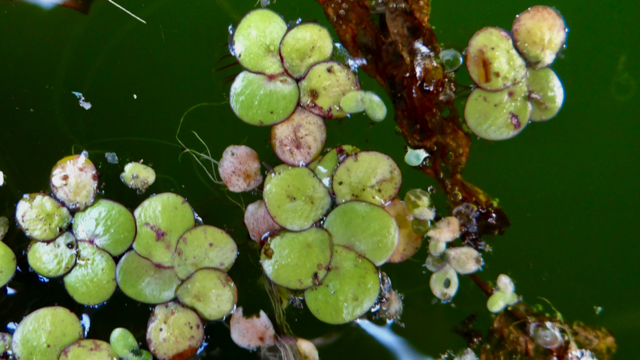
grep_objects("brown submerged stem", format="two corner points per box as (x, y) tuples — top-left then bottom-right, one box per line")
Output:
(315, 0), (509, 237)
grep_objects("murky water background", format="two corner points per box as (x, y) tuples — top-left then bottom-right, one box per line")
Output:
(0, 0), (638, 358)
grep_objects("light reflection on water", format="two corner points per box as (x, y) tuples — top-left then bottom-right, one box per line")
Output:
(356, 319), (433, 360)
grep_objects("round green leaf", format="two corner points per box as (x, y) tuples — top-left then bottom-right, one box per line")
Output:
(464, 82), (531, 141)
(332, 151), (402, 206)
(110, 327), (140, 360)
(116, 250), (181, 304)
(0, 333), (11, 355)
(0, 241), (16, 287)
(50, 153), (98, 211)
(280, 23), (334, 79)
(0, 216), (9, 241)
(363, 92), (387, 122)
(27, 231), (76, 278)
(146, 302), (204, 360)
(232, 8), (287, 75)
(176, 268), (237, 320)
(120, 162), (156, 194)
(15, 193), (71, 241)
(298, 61), (360, 118)
(512, 6), (567, 69)
(271, 107), (326, 167)
(260, 227), (332, 289)
(73, 199), (136, 256)
(339, 90), (366, 114)
(59, 339), (118, 360)
(313, 145), (359, 188)
(263, 165), (331, 231)
(324, 201), (398, 266)
(173, 225), (238, 280)
(63, 241), (117, 306)
(466, 27), (527, 91)
(304, 245), (380, 324)
(526, 67), (565, 121)
(132, 192), (195, 267)
(11, 306), (83, 360)
(230, 71), (299, 126)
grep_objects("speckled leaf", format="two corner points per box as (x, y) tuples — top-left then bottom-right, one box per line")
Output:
(173, 225), (238, 280)
(59, 339), (118, 360)
(63, 241), (117, 306)
(280, 23), (334, 79)
(271, 107), (326, 167)
(305, 245), (380, 325)
(15, 193), (71, 241)
(324, 201), (398, 266)
(332, 151), (402, 206)
(11, 306), (83, 360)
(73, 199), (136, 256)
(232, 8), (287, 75)
(176, 268), (237, 321)
(50, 153), (98, 211)
(27, 231), (76, 278)
(260, 228), (332, 290)
(132, 192), (195, 267)
(116, 250), (181, 304)
(0, 241), (16, 287)
(298, 61), (360, 118)
(146, 302), (204, 360)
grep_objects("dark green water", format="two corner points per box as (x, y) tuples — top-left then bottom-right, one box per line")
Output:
(0, 0), (638, 359)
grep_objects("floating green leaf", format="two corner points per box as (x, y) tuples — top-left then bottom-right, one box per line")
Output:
(464, 82), (531, 141)
(132, 192), (195, 267)
(232, 8), (287, 75)
(466, 27), (527, 91)
(260, 227), (332, 289)
(63, 241), (117, 306)
(512, 6), (567, 69)
(0, 240), (16, 287)
(339, 90), (366, 113)
(314, 145), (359, 188)
(305, 245), (380, 324)
(0, 216), (8, 241)
(16, 193), (71, 241)
(230, 71), (299, 126)
(146, 302), (204, 360)
(59, 339), (118, 360)
(527, 67), (565, 121)
(363, 92), (387, 122)
(173, 225), (238, 280)
(73, 199), (136, 256)
(176, 268), (237, 320)
(11, 306), (83, 360)
(280, 23), (334, 79)
(0, 333), (11, 355)
(110, 328), (140, 360)
(116, 250), (181, 304)
(324, 201), (398, 266)
(263, 165), (331, 231)
(271, 107), (326, 166)
(219, 145), (263, 193)
(50, 153), (98, 211)
(298, 61), (360, 118)
(27, 231), (76, 278)
(332, 151), (402, 206)
(120, 162), (156, 194)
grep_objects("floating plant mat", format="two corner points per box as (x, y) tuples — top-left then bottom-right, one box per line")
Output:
(73, 198), (136, 257)
(173, 225), (238, 279)
(63, 241), (117, 306)
(312, 145), (359, 188)
(263, 164), (331, 231)
(11, 306), (83, 360)
(176, 268), (237, 320)
(27, 231), (77, 278)
(260, 227), (332, 289)
(304, 245), (380, 325)
(132, 192), (195, 267)
(116, 250), (181, 304)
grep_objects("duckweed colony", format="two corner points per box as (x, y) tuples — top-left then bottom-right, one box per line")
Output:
(0, 3), (617, 360)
